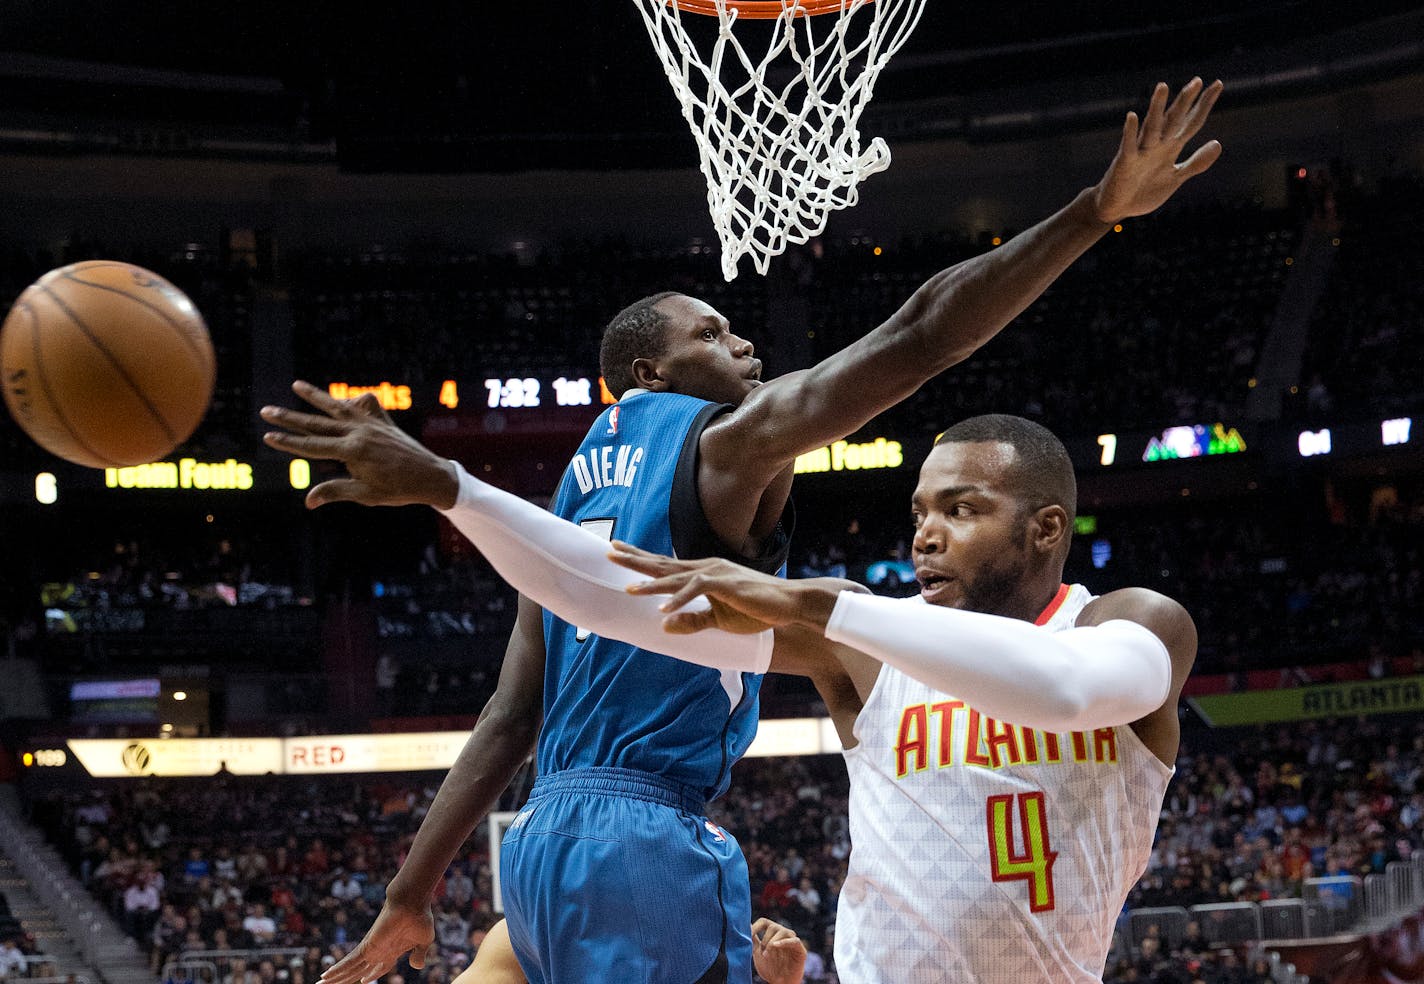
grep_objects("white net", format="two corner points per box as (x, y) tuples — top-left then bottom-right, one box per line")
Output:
(632, 0), (929, 280)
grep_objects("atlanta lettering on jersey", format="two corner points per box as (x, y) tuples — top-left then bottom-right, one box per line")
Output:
(569, 444), (645, 495)
(893, 701), (1119, 778)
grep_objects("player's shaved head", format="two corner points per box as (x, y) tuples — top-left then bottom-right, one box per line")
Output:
(935, 414), (1077, 524)
(600, 292), (682, 399)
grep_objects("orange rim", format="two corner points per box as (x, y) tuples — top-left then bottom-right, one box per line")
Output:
(670, 0), (869, 18)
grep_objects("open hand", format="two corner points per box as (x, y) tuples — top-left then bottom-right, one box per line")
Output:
(317, 901), (434, 984)
(261, 380), (460, 510)
(1091, 78), (1223, 223)
(609, 541), (849, 634)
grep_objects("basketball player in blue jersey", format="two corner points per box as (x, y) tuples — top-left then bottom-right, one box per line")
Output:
(265, 78), (1220, 984)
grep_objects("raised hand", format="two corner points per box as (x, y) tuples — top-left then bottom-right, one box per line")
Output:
(260, 380), (459, 510)
(1090, 78), (1224, 223)
(317, 901), (434, 984)
(751, 918), (808, 984)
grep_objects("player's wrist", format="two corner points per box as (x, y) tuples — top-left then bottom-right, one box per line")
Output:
(1076, 186), (1117, 228)
(794, 579), (854, 631)
(383, 875), (432, 911)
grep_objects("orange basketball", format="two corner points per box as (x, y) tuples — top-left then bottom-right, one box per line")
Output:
(0, 261), (216, 468)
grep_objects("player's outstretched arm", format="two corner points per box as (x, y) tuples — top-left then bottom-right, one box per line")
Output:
(318, 598), (545, 984)
(262, 382), (774, 672)
(611, 544), (1193, 734)
(704, 79), (1223, 476)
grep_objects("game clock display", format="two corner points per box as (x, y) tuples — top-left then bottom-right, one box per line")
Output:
(483, 376), (595, 409)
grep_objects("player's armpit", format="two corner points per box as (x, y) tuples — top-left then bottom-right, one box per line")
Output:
(1077, 587), (1199, 697)
(1078, 588), (1198, 764)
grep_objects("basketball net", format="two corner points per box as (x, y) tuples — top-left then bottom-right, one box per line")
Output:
(632, 0), (928, 280)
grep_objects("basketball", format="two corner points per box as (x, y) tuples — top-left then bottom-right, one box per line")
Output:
(0, 261), (216, 468)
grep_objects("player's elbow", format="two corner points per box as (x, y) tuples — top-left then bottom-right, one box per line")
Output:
(1032, 681), (1098, 734)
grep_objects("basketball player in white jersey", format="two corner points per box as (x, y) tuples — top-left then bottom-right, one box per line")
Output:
(268, 403), (1190, 981)
(606, 414), (1196, 983)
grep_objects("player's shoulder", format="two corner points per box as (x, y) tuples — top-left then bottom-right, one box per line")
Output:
(1077, 587), (1197, 657)
(1078, 586), (1190, 623)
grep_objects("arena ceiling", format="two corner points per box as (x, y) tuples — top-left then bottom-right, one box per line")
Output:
(1, 0), (1421, 170)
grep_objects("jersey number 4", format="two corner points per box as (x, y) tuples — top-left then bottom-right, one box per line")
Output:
(986, 792), (1058, 912)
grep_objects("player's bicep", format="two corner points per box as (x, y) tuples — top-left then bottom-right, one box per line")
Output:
(705, 314), (949, 468)
(1079, 588), (1197, 695)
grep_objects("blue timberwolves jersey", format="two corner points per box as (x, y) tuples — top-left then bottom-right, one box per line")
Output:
(539, 390), (792, 802)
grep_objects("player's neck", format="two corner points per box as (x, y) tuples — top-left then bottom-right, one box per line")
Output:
(996, 578), (1067, 624)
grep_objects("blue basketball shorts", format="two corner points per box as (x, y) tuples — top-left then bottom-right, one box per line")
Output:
(499, 767), (752, 984)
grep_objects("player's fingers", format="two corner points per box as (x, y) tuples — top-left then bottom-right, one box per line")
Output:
(358, 959), (395, 984)
(658, 576), (712, 612)
(1140, 82), (1170, 146)
(260, 405), (350, 437)
(263, 430), (351, 461)
(1118, 111), (1139, 156)
(763, 922), (795, 943)
(609, 548), (683, 577)
(1176, 140), (1223, 180)
(352, 391), (396, 425)
(751, 917), (773, 942)
(317, 955), (367, 984)
(1162, 76), (1201, 132)
(407, 943), (429, 970)
(292, 379), (351, 416)
(1177, 79), (1223, 143)
(306, 479), (372, 509)
(624, 573), (694, 596)
(663, 609), (719, 634)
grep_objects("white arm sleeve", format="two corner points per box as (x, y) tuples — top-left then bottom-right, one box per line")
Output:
(824, 593), (1173, 731)
(438, 462), (773, 673)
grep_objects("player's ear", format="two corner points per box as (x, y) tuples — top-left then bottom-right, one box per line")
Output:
(1031, 504), (1070, 555)
(632, 357), (667, 391)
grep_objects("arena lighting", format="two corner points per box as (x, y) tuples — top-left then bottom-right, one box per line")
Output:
(1298, 429), (1332, 457)
(1142, 423), (1246, 463)
(1096, 434), (1117, 466)
(65, 724), (845, 778)
(1382, 417), (1413, 446)
(327, 381), (412, 411)
(34, 472), (56, 504)
(794, 437), (904, 474)
(104, 458), (254, 491)
(288, 459), (311, 490)
(173, 691), (187, 702)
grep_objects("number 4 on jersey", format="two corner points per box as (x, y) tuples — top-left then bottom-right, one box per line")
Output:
(987, 792), (1058, 912)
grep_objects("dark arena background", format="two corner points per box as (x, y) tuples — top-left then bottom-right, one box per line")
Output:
(1, 2), (1423, 982)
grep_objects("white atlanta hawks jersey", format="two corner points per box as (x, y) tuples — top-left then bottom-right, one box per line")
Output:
(835, 584), (1173, 984)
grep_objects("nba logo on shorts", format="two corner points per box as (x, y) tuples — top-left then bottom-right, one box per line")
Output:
(704, 820), (725, 843)
(607, 406), (621, 436)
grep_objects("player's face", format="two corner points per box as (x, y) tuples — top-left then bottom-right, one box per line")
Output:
(909, 441), (1035, 616)
(648, 295), (763, 405)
